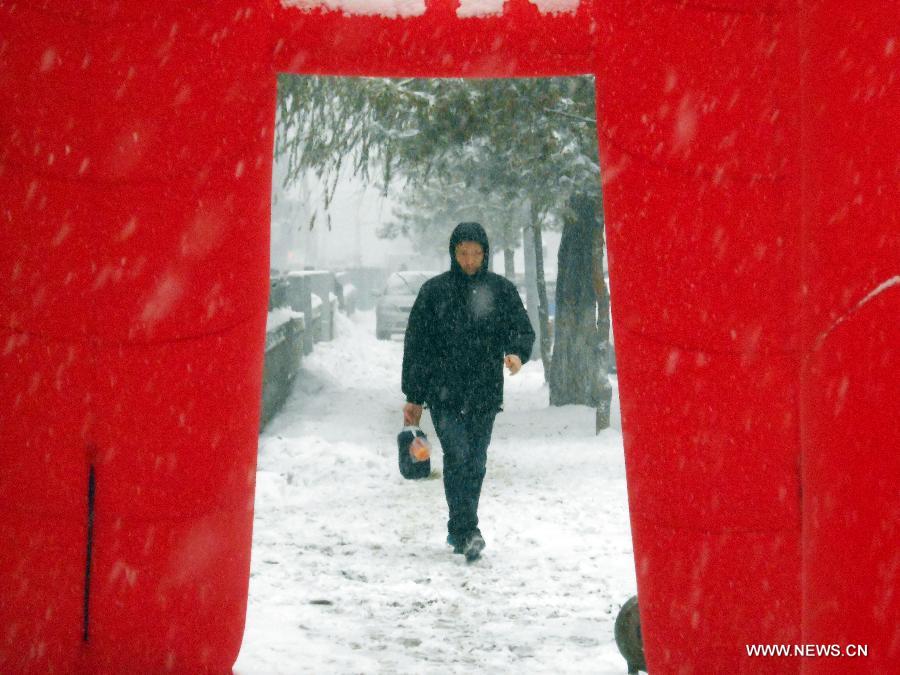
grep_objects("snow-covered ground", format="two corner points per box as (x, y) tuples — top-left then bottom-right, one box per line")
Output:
(235, 311), (636, 673)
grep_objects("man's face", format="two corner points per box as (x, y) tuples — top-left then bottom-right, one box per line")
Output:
(455, 240), (484, 276)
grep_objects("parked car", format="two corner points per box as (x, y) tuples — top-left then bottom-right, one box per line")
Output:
(375, 270), (439, 340)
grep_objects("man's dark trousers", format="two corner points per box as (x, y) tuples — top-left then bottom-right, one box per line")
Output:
(431, 407), (497, 541)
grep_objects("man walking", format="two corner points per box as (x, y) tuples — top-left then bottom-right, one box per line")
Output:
(402, 222), (535, 561)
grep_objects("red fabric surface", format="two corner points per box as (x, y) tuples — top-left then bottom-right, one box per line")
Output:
(597, 4), (804, 670)
(1, 2), (270, 671)
(1, 0), (896, 671)
(631, 520), (800, 673)
(800, 2), (900, 671)
(616, 333), (801, 532)
(272, 0), (598, 77)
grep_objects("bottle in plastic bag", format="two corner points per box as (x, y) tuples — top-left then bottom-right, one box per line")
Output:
(409, 435), (430, 462)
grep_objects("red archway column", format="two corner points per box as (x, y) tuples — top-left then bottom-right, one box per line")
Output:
(0, 2), (274, 671)
(596, 2), (803, 671)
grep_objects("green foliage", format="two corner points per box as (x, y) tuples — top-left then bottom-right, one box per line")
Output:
(378, 178), (526, 259)
(275, 75), (600, 245)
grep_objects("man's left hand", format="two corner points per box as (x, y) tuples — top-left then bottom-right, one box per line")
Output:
(504, 354), (522, 375)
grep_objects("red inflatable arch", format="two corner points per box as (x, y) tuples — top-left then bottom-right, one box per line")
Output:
(1, 1), (896, 672)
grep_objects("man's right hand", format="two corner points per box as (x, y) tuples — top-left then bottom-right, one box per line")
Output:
(403, 402), (423, 426)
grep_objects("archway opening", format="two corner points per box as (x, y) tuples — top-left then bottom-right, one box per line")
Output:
(236, 73), (635, 670)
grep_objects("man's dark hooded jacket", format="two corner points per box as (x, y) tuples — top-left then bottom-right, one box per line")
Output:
(402, 222), (535, 415)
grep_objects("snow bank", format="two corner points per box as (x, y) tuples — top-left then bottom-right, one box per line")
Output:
(281, 0), (427, 18)
(281, 0), (581, 18)
(266, 307), (305, 333)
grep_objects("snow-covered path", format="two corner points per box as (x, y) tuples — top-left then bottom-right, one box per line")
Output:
(235, 311), (636, 673)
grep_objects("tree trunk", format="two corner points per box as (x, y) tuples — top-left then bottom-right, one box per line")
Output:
(548, 193), (611, 427)
(529, 203), (553, 379)
(503, 247), (515, 280)
(522, 223), (540, 361)
(592, 197), (613, 432)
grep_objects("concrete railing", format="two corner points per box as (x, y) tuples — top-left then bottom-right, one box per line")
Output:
(284, 270), (338, 349)
(260, 313), (304, 430)
(260, 268), (362, 430)
(334, 272), (357, 316)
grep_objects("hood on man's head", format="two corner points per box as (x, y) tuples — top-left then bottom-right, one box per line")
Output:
(449, 221), (490, 275)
